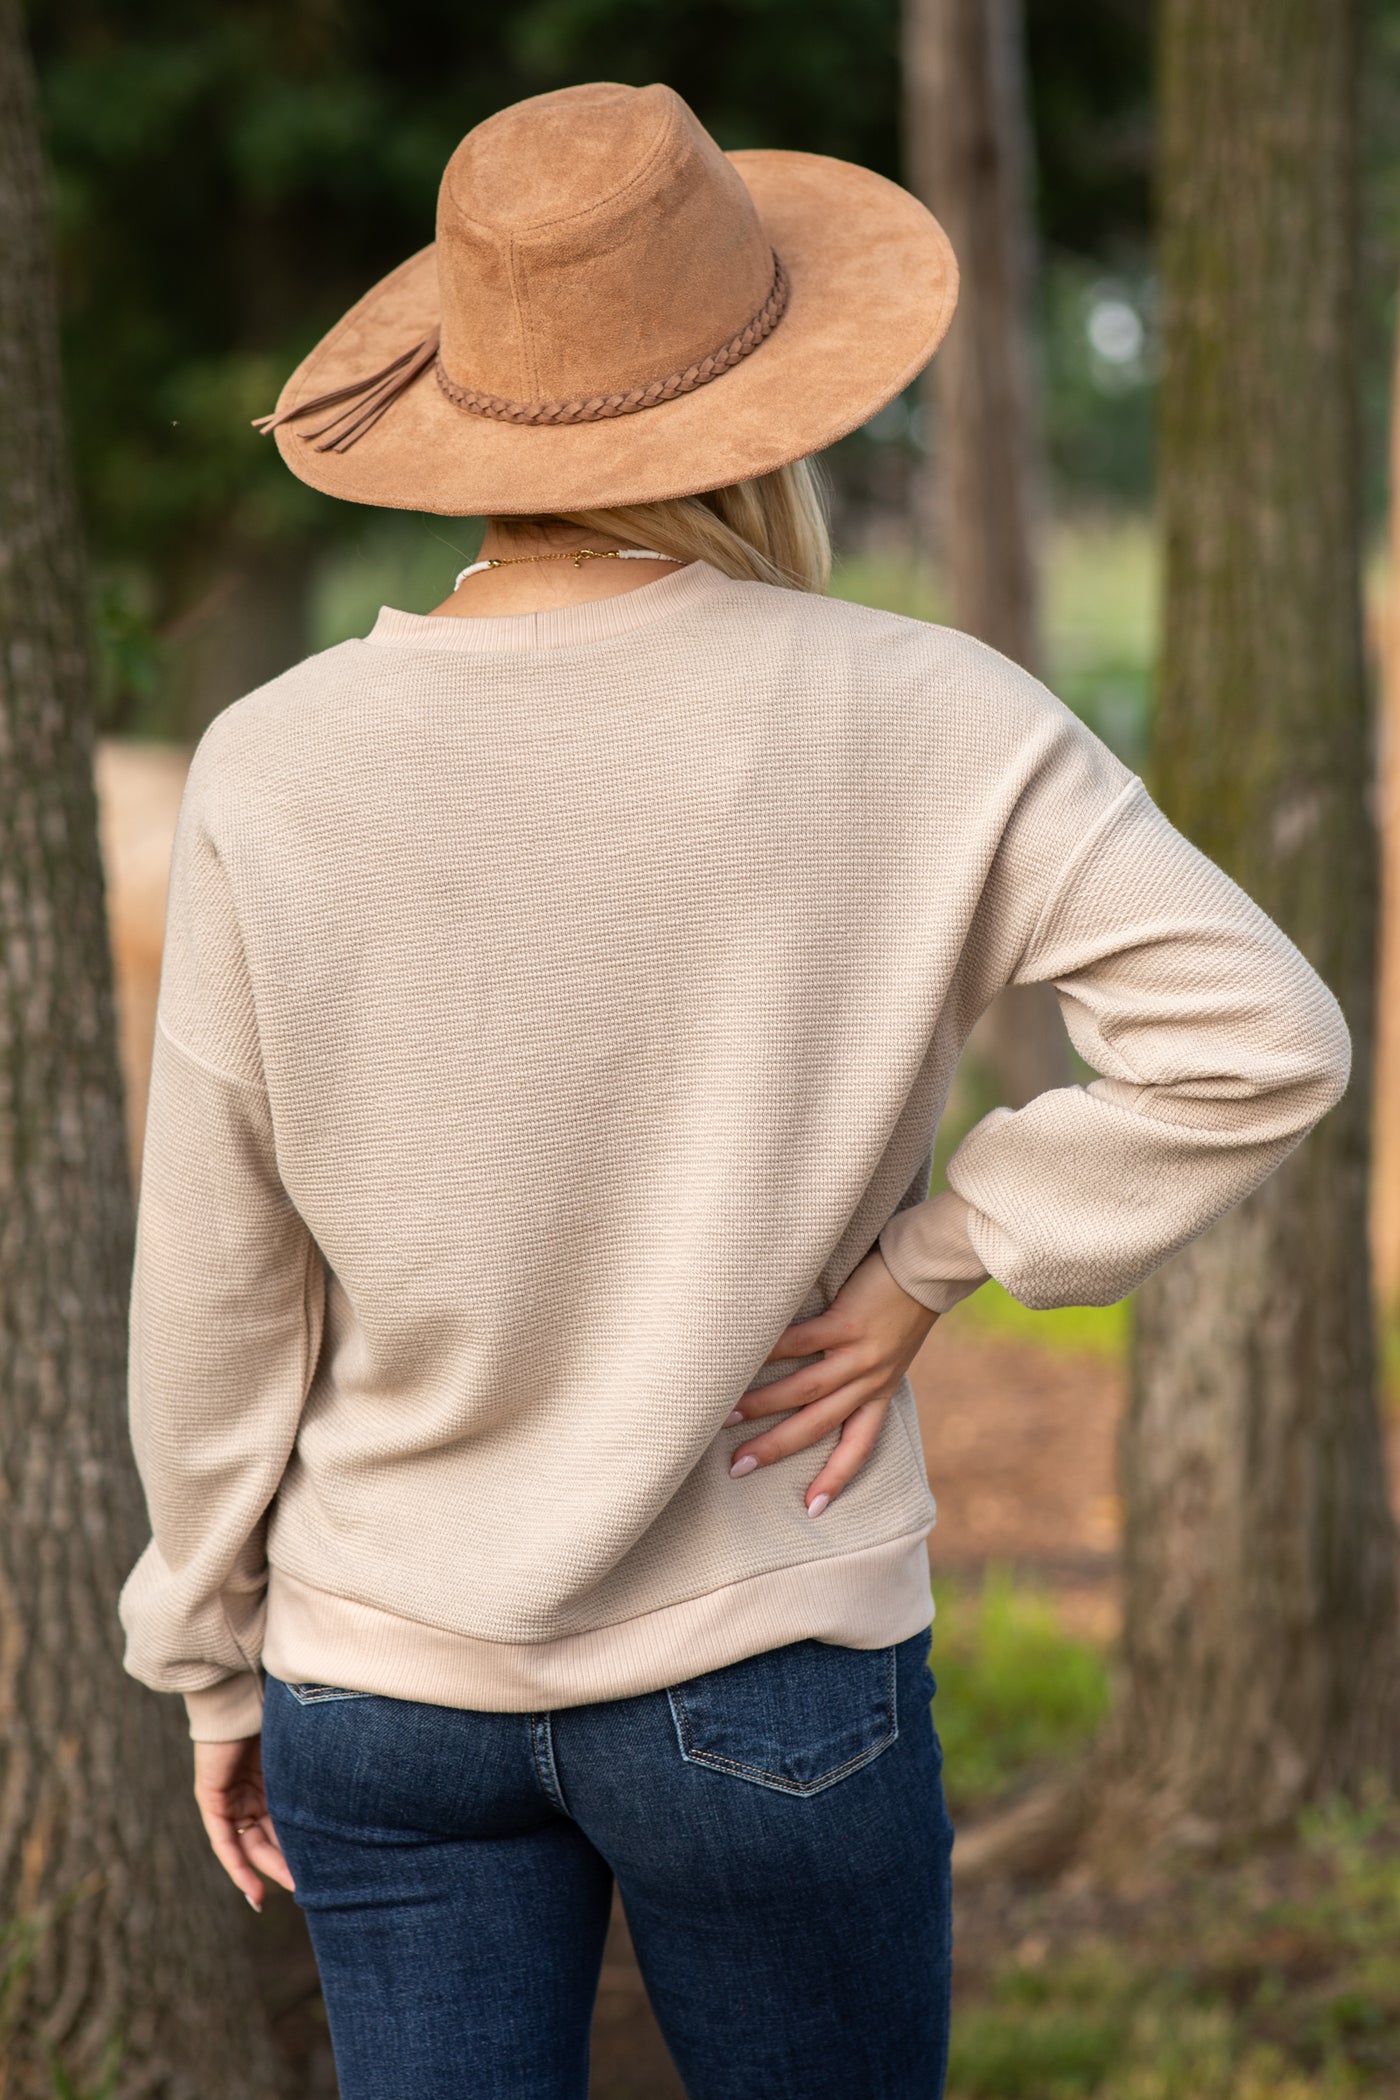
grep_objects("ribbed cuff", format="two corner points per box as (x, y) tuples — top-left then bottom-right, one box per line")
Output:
(183, 1670), (265, 1742)
(877, 1188), (991, 1315)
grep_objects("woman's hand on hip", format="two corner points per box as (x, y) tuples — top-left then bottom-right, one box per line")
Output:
(193, 1736), (295, 1911)
(724, 1246), (939, 1516)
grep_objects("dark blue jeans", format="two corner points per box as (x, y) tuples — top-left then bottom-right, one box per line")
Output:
(261, 1623), (953, 2099)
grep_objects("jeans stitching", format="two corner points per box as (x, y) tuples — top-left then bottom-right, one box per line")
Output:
(666, 1644), (900, 1796)
(528, 1715), (572, 1817)
(285, 1682), (373, 1704)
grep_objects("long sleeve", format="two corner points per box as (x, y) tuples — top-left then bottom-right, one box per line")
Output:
(117, 746), (325, 1740)
(879, 769), (1352, 1315)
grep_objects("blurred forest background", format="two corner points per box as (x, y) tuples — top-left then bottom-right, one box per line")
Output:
(21, 0), (1400, 737)
(6, 0), (1400, 2096)
(29, 0), (1176, 743)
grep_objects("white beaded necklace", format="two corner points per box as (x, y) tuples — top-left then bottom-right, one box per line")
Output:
(454, 547), (683, 591)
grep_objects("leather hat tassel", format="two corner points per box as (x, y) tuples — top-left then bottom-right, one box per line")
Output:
(253, 329), (442, 452)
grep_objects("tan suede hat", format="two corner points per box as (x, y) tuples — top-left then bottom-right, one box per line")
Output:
(255, 81), (958, 515)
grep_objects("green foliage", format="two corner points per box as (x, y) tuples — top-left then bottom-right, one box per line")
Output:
(946, 1795), (1400, 2098)
(929, 1569), (1111, 1815)
(91, 569), (169, 738)
(1382, 1301), (1400, 1420)
(26, 0), (1155, 728)
(310, 512), (484, 648)
(948, 1279), (1130, 1361)
(928, 1584), (1400, 2096)
(30, 0), (912, 592)
(1040, 262), (1156, 515)
(27, 0), (1400, 726)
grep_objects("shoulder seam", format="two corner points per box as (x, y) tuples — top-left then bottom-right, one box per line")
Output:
(156, 1012), (267, 1096)
(1016, 774), (1147, 977)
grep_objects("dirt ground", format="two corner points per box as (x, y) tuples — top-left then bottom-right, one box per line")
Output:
(913, 1322), (1123, 1639)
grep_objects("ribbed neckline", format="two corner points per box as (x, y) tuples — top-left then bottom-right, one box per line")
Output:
(364, 558), (734, 654)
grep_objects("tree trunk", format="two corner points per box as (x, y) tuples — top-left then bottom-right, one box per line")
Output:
(1373, 283), (1400, 1320)
(902, 0), (1069, 1109)
(1097, 0), (1397, 1855)
(0, 6), (290, 2092)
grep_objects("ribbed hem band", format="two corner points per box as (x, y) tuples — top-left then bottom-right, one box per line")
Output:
(183, 1529), (936, 1738)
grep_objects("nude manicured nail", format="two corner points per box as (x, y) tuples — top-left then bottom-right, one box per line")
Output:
(807, 1493), (831, 1518)
(245, 1892), (262, 1912)
(723, 1410), (744, 1427)
(729, 1454), (759, 1477)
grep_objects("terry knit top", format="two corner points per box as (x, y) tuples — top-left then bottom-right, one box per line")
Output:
(116, 560), (1351, 1741)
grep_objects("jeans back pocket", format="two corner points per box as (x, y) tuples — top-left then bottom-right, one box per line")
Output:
(284, 1680), (373, 1705)
(666, 1638), (898, 1798)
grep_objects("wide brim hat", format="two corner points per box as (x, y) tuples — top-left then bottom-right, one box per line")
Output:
(256, 82), (959, 516)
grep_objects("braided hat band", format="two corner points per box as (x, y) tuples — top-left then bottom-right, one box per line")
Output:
(256, 252), (789, 455)
(435, 252), (789, 429)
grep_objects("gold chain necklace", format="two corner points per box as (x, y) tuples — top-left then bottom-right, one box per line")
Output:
(487, 547), (666, 570)
(454, 547), (680, 588)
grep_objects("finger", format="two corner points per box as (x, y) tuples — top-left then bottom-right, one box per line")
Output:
(200, 1811), (267, 1911)
(729, 1375), (885, 1472)
(735, 1350), (863, 1416)
(758, 1305), (854, 1362)
(240, 1817), (297, 1894)
(737, 1337), (884, 1416)
(805, 1398), (891, 1514)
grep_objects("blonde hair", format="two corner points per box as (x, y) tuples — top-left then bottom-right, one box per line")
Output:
(504, 455), (831, 594)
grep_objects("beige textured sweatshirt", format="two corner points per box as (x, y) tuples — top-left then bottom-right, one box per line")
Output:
(116, 560), (1351, 1740)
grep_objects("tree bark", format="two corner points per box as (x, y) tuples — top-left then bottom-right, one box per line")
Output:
(0, 5), (290, 2092)
(1374, 283), (1400, 1320)
(1096, 0), (1397, 1855)
(902, 0), (1069, 1108)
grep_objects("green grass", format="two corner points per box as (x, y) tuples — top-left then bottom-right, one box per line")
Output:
(827, 549), (944, 623)
(1383, 1303), (1400, 1420)
(830, 512), (1158, 769)
(934, 1236), (1394, 1386)
(1040, 513), (1157, 771)
(929, 1568), (1111, 1816)
(930, 1573), (1400, 2099)
(946, 1795), (1400, 2098)
(947, 1278), (1131, 1361)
